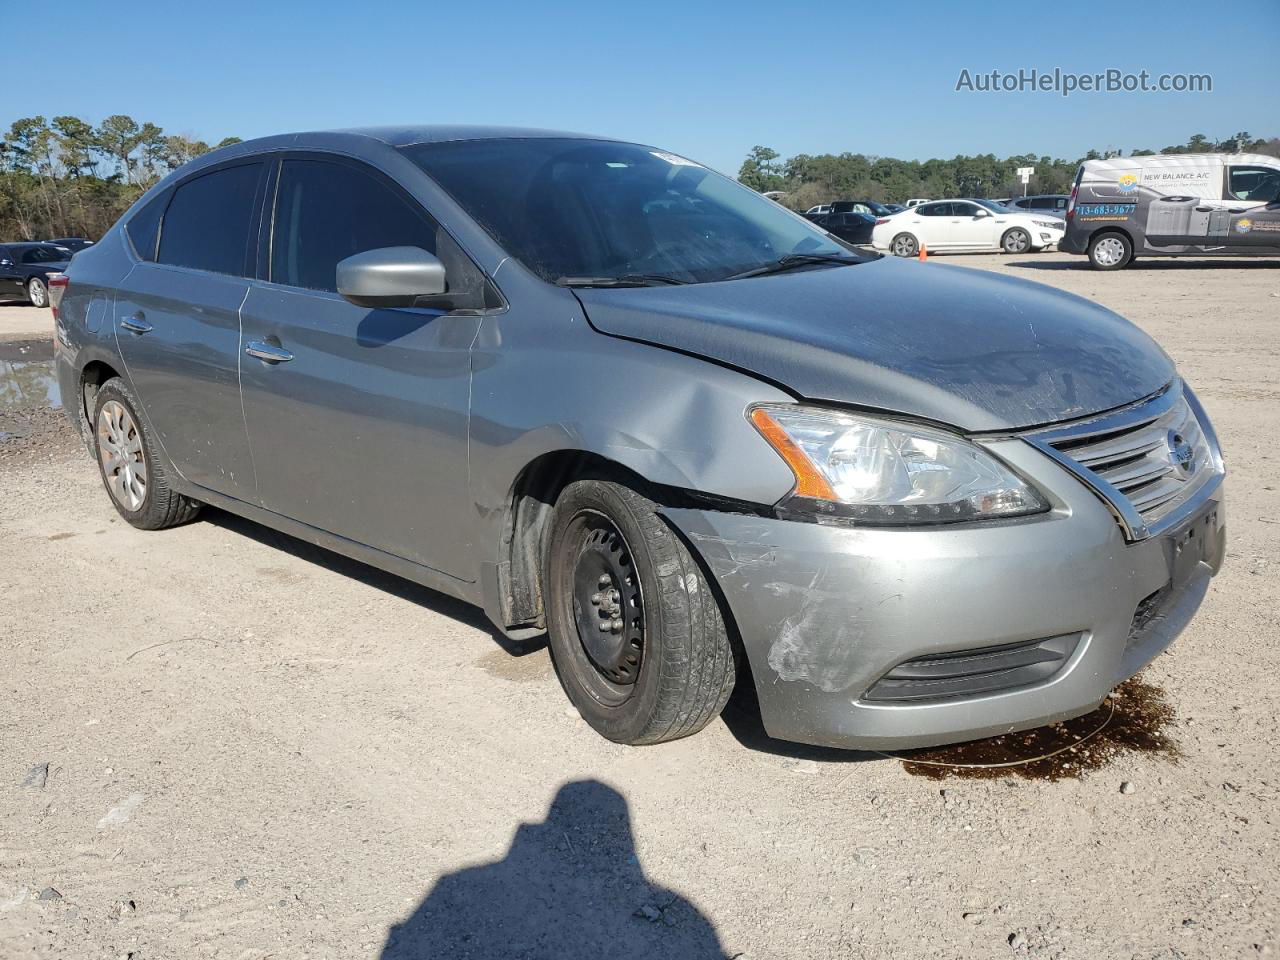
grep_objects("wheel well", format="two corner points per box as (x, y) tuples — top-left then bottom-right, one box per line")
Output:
(78, 361), (120, 432)
(498, 451), (650, 631)
(1089, 225), (1133, 246)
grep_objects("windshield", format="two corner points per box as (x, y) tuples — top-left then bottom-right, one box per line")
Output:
(402, 138), (856, 284)
(972, 199), (1016, 213)
(20, 245), (67, 264)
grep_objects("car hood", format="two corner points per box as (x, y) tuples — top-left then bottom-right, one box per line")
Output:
(573, 256), (1175, 432)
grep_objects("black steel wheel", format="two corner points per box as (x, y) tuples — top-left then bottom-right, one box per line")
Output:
(545, 478), (736, 745)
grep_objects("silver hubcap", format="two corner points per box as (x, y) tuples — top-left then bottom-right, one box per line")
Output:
(97, 400), (147, 511)
(1094, 237), (1125, 266)
(892, 236), (916, 257)
(1005, 231), (1029, 253)
(29, 280), (47, 307)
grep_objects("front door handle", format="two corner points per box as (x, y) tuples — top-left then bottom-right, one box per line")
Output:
(119, 313), (152, 334)
(245, 340), (294, 364)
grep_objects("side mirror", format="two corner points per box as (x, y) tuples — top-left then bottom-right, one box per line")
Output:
(974, 209), (991, 218)
(336, 246), (447, 308)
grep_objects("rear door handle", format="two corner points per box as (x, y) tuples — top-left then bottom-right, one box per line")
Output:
(245, 340), (294, 364)
(119, 313), (152, 334)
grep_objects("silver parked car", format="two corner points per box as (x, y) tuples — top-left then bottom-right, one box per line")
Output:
(54, 127), (1225, 750)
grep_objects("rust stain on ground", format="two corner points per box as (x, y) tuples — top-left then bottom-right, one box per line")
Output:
(891, 676), (1179, 781)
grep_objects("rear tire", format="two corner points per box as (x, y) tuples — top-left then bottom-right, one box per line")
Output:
(27, 277), (48, 308)
(93, 377), (201, 530)
(1087, 231), (1133, 270)
(544, 478), (735, 745)
(890, 233), (919, 258)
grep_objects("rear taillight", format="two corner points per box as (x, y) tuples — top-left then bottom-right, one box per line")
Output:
(875, 217), (890, 225)
(1065, 185), (1078, 221)
(47, 273), (69, 319)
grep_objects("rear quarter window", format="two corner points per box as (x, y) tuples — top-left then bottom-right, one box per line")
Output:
(126, 190), (169, 261)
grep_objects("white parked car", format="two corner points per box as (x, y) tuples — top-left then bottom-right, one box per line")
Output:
(871, 199), (1065, 257)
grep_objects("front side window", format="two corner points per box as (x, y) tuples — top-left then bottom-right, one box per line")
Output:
(158, 163), (262, 276)
(271, 159), (459, 294)
(401, 138), (854, 284)
(1228, 166), (1280, 203)
(951, 202), (980, 217)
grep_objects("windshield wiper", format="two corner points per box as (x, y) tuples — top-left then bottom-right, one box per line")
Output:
(725, 253), (862, 281)
(556, 274), (689, 288)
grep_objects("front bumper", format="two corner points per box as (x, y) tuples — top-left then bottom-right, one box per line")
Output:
(664, 439), (1224, 750)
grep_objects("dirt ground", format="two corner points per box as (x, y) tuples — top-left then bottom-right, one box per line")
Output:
(1, 253), (1277, 959)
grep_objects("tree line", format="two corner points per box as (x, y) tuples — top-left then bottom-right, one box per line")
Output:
(1, 115), (241, 242)
(740, 132), (1280, 210)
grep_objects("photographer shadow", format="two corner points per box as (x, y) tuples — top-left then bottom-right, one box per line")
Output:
(380, 780), (728, 959)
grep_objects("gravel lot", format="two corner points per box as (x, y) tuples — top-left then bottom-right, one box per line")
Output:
(1, 253), (1277, 959)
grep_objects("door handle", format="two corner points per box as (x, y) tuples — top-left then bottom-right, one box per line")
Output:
(119, 313), (152, 334)
(245, 340), (294, 364)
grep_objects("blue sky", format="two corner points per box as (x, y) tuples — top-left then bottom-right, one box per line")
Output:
(11, 0), (1278, 175)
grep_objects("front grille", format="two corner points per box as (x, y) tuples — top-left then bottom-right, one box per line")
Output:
(1028, 385), (1220, 540)
(862, 633), (1081, 703)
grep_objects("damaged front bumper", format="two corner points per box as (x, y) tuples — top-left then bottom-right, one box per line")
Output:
(663, 439), (1225, 751)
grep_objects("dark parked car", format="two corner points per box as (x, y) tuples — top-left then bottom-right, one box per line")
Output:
(54, 127), (1224, 752)
(46, 237), (96, 252)
(804, 209), (877, 245)
(831, 200), (895, 218)
(0, 242), (71, 307)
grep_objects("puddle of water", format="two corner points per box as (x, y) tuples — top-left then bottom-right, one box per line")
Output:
(0, 340), (61, 411)
(887, 676), (1179, 781)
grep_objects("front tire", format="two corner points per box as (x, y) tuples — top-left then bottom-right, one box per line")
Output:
(27, 277), (48, 308)
(93, 378), (201, 530)
(1087, 231), (1133, 270)
(1001, 228), (1031, 254)
(544, 478), (735, 745)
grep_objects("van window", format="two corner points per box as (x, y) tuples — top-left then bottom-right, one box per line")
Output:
(1228, 166), (1280, 203)
(158, 164), (262, 276)
(270, 159), (442, 293)
(126, 189), (169, 261)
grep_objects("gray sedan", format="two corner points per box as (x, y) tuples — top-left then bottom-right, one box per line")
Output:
(54, 127), (1225, 750)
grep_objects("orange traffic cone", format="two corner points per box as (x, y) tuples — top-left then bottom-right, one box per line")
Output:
(918, 243), (928, 262)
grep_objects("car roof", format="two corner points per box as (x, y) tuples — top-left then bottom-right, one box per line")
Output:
(6, 241), (64, 249)
(231, 125), (612, 153)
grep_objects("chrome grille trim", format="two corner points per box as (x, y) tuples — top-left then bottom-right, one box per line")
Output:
(1024, 382), (1223, 541)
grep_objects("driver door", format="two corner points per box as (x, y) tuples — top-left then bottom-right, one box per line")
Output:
(947, 201), (998, 250)
(238, 155), (486, 579)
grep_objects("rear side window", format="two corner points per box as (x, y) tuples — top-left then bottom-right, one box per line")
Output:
(270, 159), (443, 293)
(158, 163), (262, 276)
(126, 190), (168, 261)
(918, 203), (950, 216)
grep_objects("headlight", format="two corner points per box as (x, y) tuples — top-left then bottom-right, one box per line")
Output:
(750, 405), (1049, 524)
(1033, 219), (1063, 229)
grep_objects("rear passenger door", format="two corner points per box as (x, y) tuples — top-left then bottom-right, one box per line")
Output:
(238, 155), (483, 579)
(0, 246), (24, 299)
(112, 161), (266, 500)
(911, 202), (952, 248)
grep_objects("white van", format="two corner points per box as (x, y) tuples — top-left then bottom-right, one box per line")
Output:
(1062, 153), (1280, 269)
